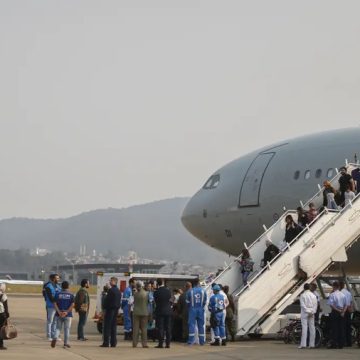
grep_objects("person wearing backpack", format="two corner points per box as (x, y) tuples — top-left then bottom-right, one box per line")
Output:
(0, 283), (10, 350)
(44, 274), (61, 341)
(74, 279), (90, 341)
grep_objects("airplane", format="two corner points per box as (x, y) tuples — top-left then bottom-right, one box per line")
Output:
(181, 127), (360, 274)
(0, 275), (43, 286)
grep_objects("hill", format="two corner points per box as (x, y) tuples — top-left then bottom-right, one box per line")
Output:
(0, 198), (228, 265)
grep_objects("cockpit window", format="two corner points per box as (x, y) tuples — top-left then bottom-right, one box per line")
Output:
(203, 174), (220, 189)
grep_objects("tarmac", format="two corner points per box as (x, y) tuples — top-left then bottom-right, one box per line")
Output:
(2, 294), (359, 359)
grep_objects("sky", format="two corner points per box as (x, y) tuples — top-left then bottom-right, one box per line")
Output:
(0, 0), (360, 219)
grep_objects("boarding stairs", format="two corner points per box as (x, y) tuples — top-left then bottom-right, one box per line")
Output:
(206, 162), (360, 335)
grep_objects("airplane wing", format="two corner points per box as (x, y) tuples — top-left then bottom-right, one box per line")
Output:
(0, 279), (43, 285)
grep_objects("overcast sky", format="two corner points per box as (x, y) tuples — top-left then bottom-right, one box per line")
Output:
(0, 0), (360, 219)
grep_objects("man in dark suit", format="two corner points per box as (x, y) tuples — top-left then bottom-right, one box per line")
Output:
(100, 277), (121, 348)
(153, 278), (172, 348)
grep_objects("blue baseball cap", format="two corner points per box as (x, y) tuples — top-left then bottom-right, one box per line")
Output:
(213, 284), (221, 291)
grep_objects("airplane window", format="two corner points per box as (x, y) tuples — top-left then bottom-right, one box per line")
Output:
(293, 171), (300, 180)
(304, 170), (311, 180)
(315, 169), (322, 178)
(327, 168), (334, 178)
(203, 174), (220, 189)
(203, 178), (213, 189)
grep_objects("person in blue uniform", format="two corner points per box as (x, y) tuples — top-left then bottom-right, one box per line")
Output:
(327, 281), (347, 349)
(339, 280), (354, 347)
(121, 278), (135, 340)
(51, 281), (74, 349)
(44, 274), (61, 341)
(208, 284), (226, 346)
(186, 279), (207, 345)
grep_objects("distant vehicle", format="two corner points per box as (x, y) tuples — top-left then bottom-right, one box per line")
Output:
(94, 272), (198, 333)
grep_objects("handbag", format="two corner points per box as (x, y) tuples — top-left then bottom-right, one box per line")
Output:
(0, 319), (18, 340)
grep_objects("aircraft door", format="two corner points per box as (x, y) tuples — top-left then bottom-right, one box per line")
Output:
(239, 152), (275, 207)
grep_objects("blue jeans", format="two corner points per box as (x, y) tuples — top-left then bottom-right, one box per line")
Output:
(77, 311), (87, 339)
(46, 307), (57, 339)
(242, 271), (250, 284)
(55, 317), (72, 345)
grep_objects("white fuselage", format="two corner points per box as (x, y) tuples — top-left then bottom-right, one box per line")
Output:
(182, 128), (360, 273)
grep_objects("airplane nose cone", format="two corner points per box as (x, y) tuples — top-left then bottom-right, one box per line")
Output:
(181, 194), (205, 238)
(181, 199), (195, 235)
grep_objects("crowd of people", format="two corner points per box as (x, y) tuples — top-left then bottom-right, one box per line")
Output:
(40, 275), (237, 349)
(299, 280), (354, 350)
(0, 169), (359, 351)
(0, 273), (358, 351)
(235, 166), (359, 287)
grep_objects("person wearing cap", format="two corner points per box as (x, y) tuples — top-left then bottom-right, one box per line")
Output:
(100, 277), (121, 348)
(208, 284), (226, 346)
(339, 167), (354, 206)
(186, 279), (207, 346)
(132, 281), (149, 348)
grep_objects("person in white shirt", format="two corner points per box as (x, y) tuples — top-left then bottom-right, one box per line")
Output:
(299, 283), (318, 349)
(339, 280), (353, 347)
(344, 186), (356, 207)
(327, 281), (347, 349)
(310, 283), (321, 323)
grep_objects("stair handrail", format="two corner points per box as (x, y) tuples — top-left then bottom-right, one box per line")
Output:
(235, 191), (360, 298)
(303, 162), (358, 209)
(235, 207), (333, 297)
(206, 209), (297, 290)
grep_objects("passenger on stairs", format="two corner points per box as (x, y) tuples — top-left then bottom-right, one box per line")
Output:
(323, 181), (337, 209)
(307, 203), (318, 223)
(284, 215), (302, 244)
(238, 249), (254, 285)
(344, 186), (355, 207)
(261, 240), (280, 267)
(297, 207), (309, 228)
(338, 167), (355, 206)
